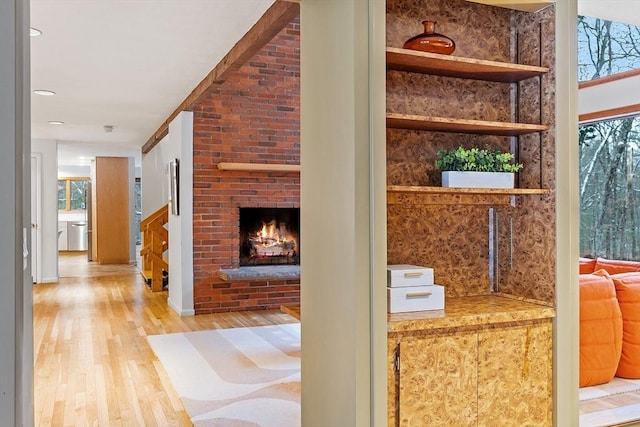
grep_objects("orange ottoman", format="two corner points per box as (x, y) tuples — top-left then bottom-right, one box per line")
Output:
(611, 272), (640, 378)
(579, 270), (623, 387)
(594, 257), (640, 274)
(580, 257), (597, 274)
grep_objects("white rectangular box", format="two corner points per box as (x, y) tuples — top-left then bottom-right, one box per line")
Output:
(387, 264), (434, 287)
(387, 285), (444, 313)
(442, 171), (514, 189)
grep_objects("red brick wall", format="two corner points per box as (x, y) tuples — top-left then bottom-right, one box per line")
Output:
(191, 19), (300, 314)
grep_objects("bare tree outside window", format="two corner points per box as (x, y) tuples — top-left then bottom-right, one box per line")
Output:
(580, 117), (640, 259)
(58, 178), (89, 212)
(578, 16), (640, 260)
(578, 16), (640, 81)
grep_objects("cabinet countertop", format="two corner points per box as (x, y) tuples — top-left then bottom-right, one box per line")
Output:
(388, 294), (555, 334)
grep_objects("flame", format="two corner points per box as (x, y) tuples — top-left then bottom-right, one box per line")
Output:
(249, 220), (296, 256)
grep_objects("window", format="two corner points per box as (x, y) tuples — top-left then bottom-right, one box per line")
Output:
(578, 15), (640, 259)
(578, 16), (640, 82)
(579, 116), (640, 259)
(58, 178), (90, 212)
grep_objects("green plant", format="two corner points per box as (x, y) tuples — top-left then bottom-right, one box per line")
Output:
(435, 145), (523, 173)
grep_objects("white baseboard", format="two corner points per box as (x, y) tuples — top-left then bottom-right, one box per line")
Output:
(38, 276), (58, 284)
(167, 297), (195, 316)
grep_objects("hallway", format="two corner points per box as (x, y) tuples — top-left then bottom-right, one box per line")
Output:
(33, 253), (294, 426)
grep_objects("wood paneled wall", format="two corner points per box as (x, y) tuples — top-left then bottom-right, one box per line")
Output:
(386, 0), (556, 303)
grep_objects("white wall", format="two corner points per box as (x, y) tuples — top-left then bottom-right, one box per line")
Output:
(58, 165), (90, 178)
(141, 134), (170, 219)
(579, 74), (640, 119)
(32, 138), (59, 283)
(142, 112), (194, 316)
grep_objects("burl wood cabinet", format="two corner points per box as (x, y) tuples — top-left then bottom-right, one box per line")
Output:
(387, 297), (554, 426)
(385, 0), (557, 425)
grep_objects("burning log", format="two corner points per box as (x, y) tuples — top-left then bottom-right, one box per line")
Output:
(249, 220), (297, 258)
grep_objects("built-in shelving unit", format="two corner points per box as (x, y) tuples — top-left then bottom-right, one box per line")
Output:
(387, 185), (550, 196)
(386, 47), (549, 82)
(385, 4), (556, 425)
(386, 113), (548, 136)
(386, 46), (549, 194)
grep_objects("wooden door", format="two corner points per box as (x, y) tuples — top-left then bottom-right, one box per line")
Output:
(398, 332), (478, 426)
(477, 322), (553, 427)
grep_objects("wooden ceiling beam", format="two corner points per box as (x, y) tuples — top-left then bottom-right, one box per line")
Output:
(142, 0), (300, 154)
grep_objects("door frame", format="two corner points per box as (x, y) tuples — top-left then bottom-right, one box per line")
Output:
(31, 153), (42, 284)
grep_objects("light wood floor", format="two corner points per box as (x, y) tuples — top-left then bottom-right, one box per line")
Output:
(33, 252), (296, 427)
(35, 253), (640, 426)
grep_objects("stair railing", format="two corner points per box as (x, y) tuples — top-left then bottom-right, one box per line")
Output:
(139, 204), (169, 291)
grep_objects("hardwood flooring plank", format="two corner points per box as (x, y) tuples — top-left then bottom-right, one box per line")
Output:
(152, 360), (184, 412)
(34, 252), (296, 426)
(94, 364), (110, 427)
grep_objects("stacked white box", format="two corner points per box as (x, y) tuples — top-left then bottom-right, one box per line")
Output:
(387, 264), (444, 313)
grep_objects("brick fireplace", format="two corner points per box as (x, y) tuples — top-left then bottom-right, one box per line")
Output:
(191, 18), (300, 314)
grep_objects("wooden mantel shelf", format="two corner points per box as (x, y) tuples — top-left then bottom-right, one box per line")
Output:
(386, 47), (549, 82)
(217, 162), (300, 173)
(386, 113), (548, 136)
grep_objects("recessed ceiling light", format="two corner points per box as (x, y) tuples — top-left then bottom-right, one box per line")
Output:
(34, 90), (55, 96)
(30, 27), (42, 37)
(48, 121), (64, 125)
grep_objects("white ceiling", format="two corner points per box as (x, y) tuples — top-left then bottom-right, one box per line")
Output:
(30, 0), (275, 166)
(30, 0), (639, 168)
(578, 0), (640, 27)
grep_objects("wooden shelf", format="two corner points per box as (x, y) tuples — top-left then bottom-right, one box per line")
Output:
(217, 162), (300, 173)
(386, 113), (548, 136)
(388, 185), (550, 196)
(386, 47), (549, 82)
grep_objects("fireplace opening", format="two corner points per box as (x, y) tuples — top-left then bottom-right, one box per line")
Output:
(239, 208), (300, 266)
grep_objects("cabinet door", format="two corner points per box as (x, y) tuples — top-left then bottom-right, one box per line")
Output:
(399, 332), (478, 426)
(477, 322), (553, 427)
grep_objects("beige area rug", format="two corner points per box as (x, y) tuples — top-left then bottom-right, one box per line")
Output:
(580, 377), (640, 427)
(147, 324), (300, 427)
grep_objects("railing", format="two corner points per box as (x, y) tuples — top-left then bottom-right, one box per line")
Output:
(139, 204), (168, 291)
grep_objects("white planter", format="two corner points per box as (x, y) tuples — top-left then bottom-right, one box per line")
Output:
(441, 171), (514, 189)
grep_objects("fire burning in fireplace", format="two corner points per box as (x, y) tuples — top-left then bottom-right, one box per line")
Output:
(240, 208), (300, 266)
(249, 220), (297, 258)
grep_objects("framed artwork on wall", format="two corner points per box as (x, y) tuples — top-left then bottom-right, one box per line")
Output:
(169, 158), (179, 216)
